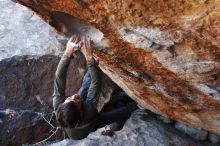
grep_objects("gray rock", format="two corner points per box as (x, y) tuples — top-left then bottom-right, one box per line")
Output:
(0, 0), (64, 61)
(175, 122), (208, 141)
(208, 132), (220, 144)
(0, 110), (63, 146)
(47, 110), (212, 146)
(157, 115), (174, 124)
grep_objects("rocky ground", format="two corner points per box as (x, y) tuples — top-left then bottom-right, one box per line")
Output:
(47, 109), (218, 146)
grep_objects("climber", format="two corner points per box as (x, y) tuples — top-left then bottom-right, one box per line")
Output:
(53, 35), (137, 139)
(78, 68), (138, 137)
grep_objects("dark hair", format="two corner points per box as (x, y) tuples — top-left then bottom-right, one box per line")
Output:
(56, 101), (80, 128)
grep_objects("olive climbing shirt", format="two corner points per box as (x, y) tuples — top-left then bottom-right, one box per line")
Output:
(53, 54), (101, 140)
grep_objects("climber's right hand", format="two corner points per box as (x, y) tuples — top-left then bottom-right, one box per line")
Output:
(64, 35), (81, 57)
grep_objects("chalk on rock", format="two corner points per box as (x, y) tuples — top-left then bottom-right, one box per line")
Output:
(175, 122), (208, 141)
(208, 132), (220, 144)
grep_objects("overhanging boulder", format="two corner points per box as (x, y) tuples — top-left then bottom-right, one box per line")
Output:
(13, 0), (220, 134)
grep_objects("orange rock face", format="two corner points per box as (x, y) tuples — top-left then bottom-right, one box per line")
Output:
(14, 0), (220, 134)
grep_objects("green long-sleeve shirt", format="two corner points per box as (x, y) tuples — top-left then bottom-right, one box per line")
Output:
(53, 54), (101, 140)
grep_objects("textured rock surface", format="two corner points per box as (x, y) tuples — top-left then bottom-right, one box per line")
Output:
(0, 0), (219, 145)
(0, 1), (118, 145)
(0, 54), (87, 146)
(0, 110), (63, 146)
(208, 132), (220, 144)
(14, 0), (220, 134)
(47, 110), (216, 146)
(0, 0), (64, 61)
(175, 122), (208, 141)
(0, 54), (86, 110)
(0, 1), (68, 145)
